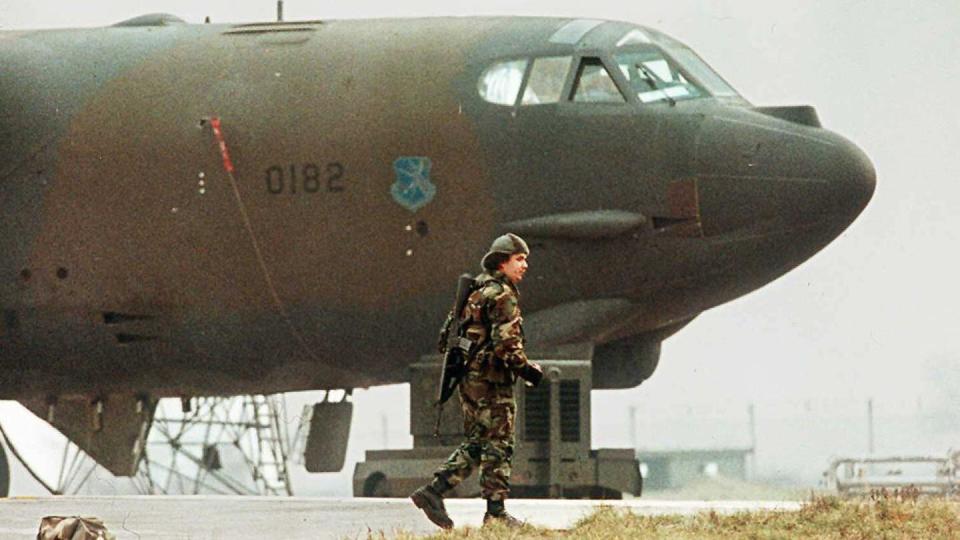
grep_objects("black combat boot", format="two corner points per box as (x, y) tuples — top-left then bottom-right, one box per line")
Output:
(482, 499), (523, 528)
(410, 476), (454, 530)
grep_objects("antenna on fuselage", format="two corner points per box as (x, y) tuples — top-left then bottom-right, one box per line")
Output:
(277, 1), (284, 22)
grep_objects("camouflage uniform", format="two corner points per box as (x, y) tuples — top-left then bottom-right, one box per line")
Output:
(434, 269), (529, 501)
(412, 233), (533, 529)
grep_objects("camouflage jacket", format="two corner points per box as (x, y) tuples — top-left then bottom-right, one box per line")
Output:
(438, 271), (528, 384)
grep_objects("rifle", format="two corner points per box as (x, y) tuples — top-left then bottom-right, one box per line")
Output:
(433, 273), (475, 436)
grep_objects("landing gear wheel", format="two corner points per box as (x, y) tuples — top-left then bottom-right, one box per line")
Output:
(362, 472), (390, 497)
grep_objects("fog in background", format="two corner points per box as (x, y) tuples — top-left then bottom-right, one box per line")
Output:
(1, 0), (958, 495)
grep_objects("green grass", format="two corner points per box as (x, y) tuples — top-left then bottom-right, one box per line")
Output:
(389, 495), (960, 539)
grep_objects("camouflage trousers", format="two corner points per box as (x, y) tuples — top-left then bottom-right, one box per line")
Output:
(434, 369), (516, 501)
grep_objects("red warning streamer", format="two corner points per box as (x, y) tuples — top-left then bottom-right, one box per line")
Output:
(209, 117), (235, 174)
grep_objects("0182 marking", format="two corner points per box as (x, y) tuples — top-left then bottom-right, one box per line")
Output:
(265, 163), (345, 195)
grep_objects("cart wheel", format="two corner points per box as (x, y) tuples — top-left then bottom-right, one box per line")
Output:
(362, 472), (390, 497)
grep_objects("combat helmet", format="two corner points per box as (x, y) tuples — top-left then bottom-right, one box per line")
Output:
(481, 233), (529, 271)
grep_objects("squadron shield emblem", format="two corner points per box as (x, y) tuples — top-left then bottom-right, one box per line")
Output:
(391, 157), (436, 212)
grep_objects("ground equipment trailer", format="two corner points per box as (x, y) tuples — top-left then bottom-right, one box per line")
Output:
(353, 348), (641, 498)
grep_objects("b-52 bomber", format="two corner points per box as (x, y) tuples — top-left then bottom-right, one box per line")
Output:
(0, 14), (874, 496)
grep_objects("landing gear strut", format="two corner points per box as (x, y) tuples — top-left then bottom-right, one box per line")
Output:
(0, 438), (9, 497)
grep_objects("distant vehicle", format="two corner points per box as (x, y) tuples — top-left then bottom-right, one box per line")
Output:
(826, 452), (960, 497)
(0, 14), (874, 496)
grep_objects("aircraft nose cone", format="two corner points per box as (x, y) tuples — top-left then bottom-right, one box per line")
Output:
(694, 116), (876, 236)
(833, 138), (876, 220)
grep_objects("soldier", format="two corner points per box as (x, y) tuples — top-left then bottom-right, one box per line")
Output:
(410, 233), (543, 530)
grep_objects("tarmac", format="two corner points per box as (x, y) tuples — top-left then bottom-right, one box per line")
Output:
(0, 496), (801, 539)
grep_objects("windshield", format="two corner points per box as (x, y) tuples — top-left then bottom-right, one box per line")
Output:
(615, 49), (703, 104)
(663, 47), (738, 97)
(636, 26), (740, 98)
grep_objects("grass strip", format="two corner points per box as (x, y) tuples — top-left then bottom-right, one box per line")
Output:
(386, 495), (960, 540)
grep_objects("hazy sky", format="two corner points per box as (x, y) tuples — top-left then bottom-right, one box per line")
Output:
(1, 0), (958, 494)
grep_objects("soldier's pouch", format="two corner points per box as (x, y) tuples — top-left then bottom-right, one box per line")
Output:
(477, 351), (514, 384)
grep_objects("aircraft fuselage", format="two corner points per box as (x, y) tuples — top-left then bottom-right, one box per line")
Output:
(0, 16), (874, 399)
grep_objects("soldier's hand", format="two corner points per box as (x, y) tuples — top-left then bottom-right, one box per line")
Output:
(520, 362), (544, 387)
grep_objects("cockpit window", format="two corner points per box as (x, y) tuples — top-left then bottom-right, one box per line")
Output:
(572, 58), (626, 103)
(478, 59), (528, 106)
(616, 29), (652, 47)
(616, 50), (703, 104)
(623, 26), (740, 98)
(549, 19), (604, 44)
(665, 47), (738, 97)
(521, 56), (573, 105)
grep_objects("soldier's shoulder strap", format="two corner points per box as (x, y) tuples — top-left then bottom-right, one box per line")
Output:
(473, 274), (505, 300)
(473, 275), (521, 329)
(458, 274), (497, 326)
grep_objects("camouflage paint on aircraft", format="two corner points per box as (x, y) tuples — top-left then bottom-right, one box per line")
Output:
(0, 15), (874, 399)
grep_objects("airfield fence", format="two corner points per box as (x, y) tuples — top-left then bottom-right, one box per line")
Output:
(606, 396), (960, 485)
